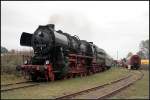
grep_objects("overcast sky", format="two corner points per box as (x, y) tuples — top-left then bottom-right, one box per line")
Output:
(1, 1), (149, 59)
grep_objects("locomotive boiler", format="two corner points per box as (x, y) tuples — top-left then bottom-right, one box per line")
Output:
(20, 24), (113, 81)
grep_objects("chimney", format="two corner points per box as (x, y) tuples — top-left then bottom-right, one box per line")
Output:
(47, 24), (55, 30)
(89, 42), (93, 44)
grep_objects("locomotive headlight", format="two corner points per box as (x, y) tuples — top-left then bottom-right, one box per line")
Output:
(45, 60), (49, 64)
(24, 60), (27, 64)
(44, 60), (49, 69)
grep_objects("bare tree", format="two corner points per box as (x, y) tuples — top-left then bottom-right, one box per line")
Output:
(126, 52), (133, 58)
(137, 39), (149, 59)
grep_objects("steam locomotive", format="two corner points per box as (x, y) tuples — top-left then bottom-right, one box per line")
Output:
(20, 24), (113, 81)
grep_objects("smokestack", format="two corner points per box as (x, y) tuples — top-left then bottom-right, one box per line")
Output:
(89, 42), (93, 44)
(20, 32), (33, 47)
(47, 24), (55, 30)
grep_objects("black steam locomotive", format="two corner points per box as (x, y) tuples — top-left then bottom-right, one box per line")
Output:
(20, 24), (113, 81)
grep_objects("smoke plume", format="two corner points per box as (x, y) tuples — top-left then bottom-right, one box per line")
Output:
(48, 12), (94, 41)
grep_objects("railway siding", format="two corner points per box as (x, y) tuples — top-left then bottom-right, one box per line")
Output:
(109, 70), (149, 99)
(55, 70), (143, 99)
(1, 82), (39, 92)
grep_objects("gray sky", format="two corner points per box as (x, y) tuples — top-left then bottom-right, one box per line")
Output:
(1, 1), (149, 59)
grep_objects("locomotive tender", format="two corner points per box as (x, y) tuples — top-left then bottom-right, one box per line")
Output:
(20, 24), (113, 81)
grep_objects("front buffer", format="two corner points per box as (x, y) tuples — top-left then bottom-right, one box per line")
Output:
(21, 64), (55, 81)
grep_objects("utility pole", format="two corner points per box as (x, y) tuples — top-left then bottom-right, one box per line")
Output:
(117, 50), (118, 61)
(117, 50), (118, 67)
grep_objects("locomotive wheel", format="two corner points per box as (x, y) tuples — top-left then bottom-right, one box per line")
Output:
(135, 65), (139, 70)
(54, 73), (62, 80)
(49, 72), (55, 81)
(73, 73), (77, 78)
(80, 73), (83, 77)
(63, 75), (68, 80)
(84, 72), (87, 77)
(107, 66), (111, 70)
(31, 74), (37, 82)
(88, 70), (93, 75)
(106, 66), (109, 70)
(131, 66), (133, 70)
(102, 67), (105, 71)
(69, 73), (73, 78)
(136, 67), (139, 70)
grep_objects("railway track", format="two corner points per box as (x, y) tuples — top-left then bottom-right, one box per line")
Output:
(55, 70), (144, 99)
(1, 81), (31, 87)
(1, 81), (39, 92)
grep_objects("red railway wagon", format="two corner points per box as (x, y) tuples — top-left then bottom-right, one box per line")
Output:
(126, 55), (141, 70)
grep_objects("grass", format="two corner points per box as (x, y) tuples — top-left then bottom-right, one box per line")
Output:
(1, 73), (26, 85)
(1, 54), (23, 74)
(1, 67), (132, 99)
(109, 70), (149, 99)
